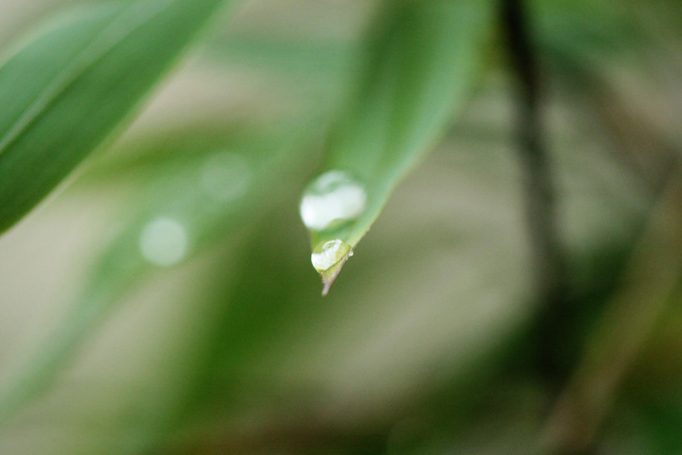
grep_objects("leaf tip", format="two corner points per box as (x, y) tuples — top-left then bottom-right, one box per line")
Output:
(310, 239), (353, 297)
(321, 279), (333, 297)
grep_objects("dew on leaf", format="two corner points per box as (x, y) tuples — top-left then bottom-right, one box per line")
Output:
(310, 239), (354, 297)
(299, 170), (367, 232)
(310, 239), (352, 272)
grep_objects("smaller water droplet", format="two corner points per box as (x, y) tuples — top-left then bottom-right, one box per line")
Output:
(310, 239), (352, 273)
(139, 217), (189, 267)
(300, 170), (367, 232)
(199, 151), (251, 202)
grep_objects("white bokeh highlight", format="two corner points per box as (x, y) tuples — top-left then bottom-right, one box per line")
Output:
(139, 217), (189, 267)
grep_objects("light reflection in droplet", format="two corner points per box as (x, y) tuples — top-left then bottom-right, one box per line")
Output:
(138, 217), (189, 267)
(311, 239), (352, 272)
(200, 151), (251, 202)
(300, 170), (367, 232)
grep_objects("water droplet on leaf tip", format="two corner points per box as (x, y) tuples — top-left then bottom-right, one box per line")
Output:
(300, 170), (367, 232)
(310, 239), (352, 272)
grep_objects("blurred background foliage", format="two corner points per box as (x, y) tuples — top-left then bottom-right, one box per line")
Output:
(0, 0), (680, 454)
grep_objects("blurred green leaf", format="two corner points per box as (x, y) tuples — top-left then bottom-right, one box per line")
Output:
(0, 116), (325, 425)
(208, 32), (355, 80)
(534, 0), (643, 62)
(115, 215), (321, 453)
(299, 0), (495, 293)
(0, 0), (233, 234)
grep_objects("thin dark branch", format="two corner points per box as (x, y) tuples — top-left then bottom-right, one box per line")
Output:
(500, 0), (571, 390)
(542, 168), (682, 455)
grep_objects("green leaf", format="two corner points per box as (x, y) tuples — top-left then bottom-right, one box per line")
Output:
(113, 215), (323, 453)
(0, 0), (233, 234)
(207, 32), (355, 80)
(299, 0), (495, 294)
(0, 118), (324, 425)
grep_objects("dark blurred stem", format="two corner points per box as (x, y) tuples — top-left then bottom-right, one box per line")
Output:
(500, 0), (571, 392)
(542, 169), (682, 455)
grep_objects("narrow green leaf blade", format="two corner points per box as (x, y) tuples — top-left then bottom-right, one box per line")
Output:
(0, 0), (232, 233)
(300, 0), (495, 293)
(0, 117), (325, 425)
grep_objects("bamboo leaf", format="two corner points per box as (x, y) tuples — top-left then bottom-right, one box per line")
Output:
(0, 118), (323, 425)
(115, 216), (321, 452)
(0, 0), (233, 234)
(299, 0), (495, 294)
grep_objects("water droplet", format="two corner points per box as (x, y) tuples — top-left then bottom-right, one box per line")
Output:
(139, 217), (189, 267)
(310, 239), (352, 272)
(200, 151), (251, 202)
(300, 170), (367, 231)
